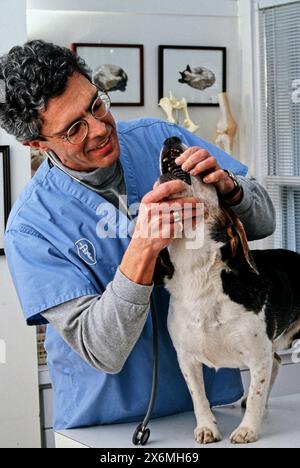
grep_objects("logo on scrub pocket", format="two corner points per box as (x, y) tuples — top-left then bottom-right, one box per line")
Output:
(76, 238), (97, 266)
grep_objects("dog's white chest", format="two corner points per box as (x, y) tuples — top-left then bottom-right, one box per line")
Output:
(165, 245), (256, 369)
(167, 295), (245, 369)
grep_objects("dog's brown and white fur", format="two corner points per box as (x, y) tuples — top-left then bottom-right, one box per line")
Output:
(159, 166), (300, 445)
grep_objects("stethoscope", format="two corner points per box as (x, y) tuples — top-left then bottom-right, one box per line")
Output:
(46, 151), (158, 446)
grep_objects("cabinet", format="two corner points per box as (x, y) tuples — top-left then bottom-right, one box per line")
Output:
(39, 366), (55, 448)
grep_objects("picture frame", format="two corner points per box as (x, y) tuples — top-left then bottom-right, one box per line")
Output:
(0, 146), (11, 256)
(158, 45), (227, 106)
(70, 43), (144, 106)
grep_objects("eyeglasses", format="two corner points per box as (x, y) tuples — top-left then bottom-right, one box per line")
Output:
(39, 90), (111, 145)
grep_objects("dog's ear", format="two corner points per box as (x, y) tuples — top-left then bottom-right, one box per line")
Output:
(221, 207), (259, 275)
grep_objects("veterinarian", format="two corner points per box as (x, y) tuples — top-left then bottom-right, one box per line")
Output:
(0, 41), (276, 430)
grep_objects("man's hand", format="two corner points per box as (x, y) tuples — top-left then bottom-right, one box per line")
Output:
(133, 179), (200, 255)
(119, 180), (201, 285)
(175, 147), (239, 198)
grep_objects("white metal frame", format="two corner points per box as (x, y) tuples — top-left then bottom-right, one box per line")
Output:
(258, 0), (299, 9)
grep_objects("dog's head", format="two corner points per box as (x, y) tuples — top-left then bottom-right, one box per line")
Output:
(159, 137), (219, 219)
(158, 137), (259, 274)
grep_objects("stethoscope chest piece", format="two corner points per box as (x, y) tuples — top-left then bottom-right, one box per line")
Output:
(132, 424), (151, 446)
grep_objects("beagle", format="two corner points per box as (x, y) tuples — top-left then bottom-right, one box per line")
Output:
(156, 137), (300, 444)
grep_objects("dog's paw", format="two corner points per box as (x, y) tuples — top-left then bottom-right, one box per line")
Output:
(194, 425), (222, 445)
(230, 426), (258, 444)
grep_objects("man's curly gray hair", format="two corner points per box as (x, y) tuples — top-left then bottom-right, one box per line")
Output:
(0, 40), (92, 141)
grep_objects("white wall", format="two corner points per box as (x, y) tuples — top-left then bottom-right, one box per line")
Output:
(27, 0), (243, 160)
(0, 0), (41, 448)
(27, 0), (238, 16)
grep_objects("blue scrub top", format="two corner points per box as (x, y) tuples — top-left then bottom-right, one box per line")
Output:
(4, 119), (247, 429)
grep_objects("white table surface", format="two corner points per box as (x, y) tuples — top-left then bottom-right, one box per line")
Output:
(55, 393), (300, 448)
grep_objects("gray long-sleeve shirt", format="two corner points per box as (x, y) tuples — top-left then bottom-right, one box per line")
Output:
(42, 171), (276, 374)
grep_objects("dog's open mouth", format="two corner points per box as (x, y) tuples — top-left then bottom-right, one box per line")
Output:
(159, 137), (192, 186)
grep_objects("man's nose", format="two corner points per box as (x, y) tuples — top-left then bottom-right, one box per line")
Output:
(87, 114), (107, 137)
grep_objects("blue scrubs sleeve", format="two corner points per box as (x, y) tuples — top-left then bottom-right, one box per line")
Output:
(4, 227), (98, 325)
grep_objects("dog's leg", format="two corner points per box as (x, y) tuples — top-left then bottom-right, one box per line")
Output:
(231, 355), (273, 444)
(177, 352), (222, 444)
(266, 354), (280, 405)
(241, 353), (281, 409)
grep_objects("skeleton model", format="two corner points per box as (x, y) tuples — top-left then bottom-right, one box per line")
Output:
(159, 92), (199, 134)
(215, 92), (238, 155)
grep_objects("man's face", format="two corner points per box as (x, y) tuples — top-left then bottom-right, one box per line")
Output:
(28, 72), (120, 171)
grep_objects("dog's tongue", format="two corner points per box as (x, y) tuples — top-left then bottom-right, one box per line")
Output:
(159, 137), (192, 185)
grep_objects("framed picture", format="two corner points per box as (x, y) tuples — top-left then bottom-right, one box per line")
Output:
(0, 146), (11, 256)
(70, 43), (144, 106)
(158, 45), (227, 106)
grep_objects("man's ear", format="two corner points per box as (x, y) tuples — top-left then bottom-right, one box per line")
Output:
(21, 140), (49, 151)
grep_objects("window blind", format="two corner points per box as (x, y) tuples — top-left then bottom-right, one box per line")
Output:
(259, 1), (300, 250)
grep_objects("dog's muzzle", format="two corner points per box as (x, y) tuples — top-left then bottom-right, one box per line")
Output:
(159, 137), (192, 185)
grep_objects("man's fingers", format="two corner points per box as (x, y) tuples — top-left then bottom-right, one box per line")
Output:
(171, 208), (200, 222)
(143, 180), (187, 203)
(174, 146), (200, 165)
(187, 157), (218, 176)
(147, 210), (202, 236)
(202, 169), (228, 184)
(146, 198), (201, 215)
(165, 196), (201, 209)
(175, 147), (210, 167)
